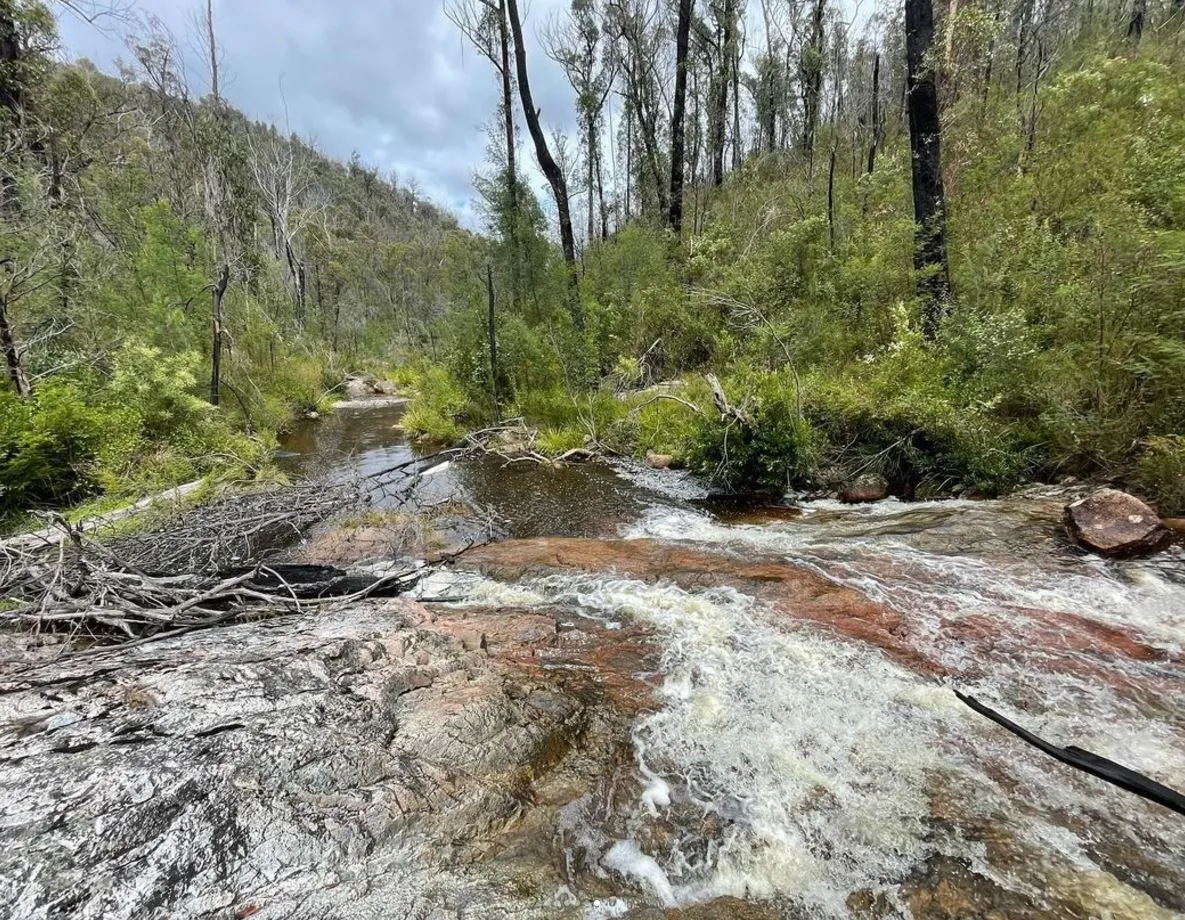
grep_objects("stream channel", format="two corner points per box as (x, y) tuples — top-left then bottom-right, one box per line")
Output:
(2, 400), (1184, 919)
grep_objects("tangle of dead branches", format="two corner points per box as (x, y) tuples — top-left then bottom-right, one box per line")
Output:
(0, 452), (480, 647)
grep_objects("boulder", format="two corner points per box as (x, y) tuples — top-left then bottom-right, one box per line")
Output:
(1063, 489), (1171, 557)
(344, 377), (371, 400)
(840, 473), (889, 504)
(646, 452), (674, 470)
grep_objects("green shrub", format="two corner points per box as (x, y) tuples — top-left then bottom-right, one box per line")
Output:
(402, 364), (472, 443)
(0, 380), (113, 512)
(689, 369), (821, 494)
(512, 387), (627, 443)
(606, 377), (712, 460)
(803, 317), (1032, 495)
(536, 427), (587, 456)
(1133, 436), (1185, 516)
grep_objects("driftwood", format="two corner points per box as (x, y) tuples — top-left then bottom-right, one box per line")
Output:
(957, 692), (1185, 817)
(0, 453), (472, 647)
(461, 419), (596, 467)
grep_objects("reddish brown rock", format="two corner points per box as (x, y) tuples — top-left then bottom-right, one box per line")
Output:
(646, 452), (674, 470)
(1063, 489), (1171, 557)
(840, 473), (889, 504)
(461, 537), (944, 678)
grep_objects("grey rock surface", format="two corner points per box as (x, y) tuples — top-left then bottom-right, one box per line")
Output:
(0, 601), (597, 919)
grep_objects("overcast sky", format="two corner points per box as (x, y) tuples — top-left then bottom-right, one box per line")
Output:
(57, 0), (580, 228)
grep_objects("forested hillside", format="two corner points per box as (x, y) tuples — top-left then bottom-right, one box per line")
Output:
(420, 0), (1185, 512)
(0, 1), (470, 519)
(3, 0), (1185, 523)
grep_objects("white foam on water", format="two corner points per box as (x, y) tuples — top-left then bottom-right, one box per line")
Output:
(602, 840), (678, 907)
(614, 505), (1185, 910)
(625, 506), (1185, 650)
(440, 503), (1185, 916)
(452, 571), (961, 914)
(583, 896), (630, 919)
(411, 570), (552, 608)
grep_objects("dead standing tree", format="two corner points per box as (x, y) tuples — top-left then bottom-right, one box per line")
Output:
(905, 0), (951, 338)
(446, 0), (522, 307)
(505, 0), (584, 326)
(669, 0), (695, 232)
(541, 0), (617, 246)
(607, 0), (670, 216)
(247, 127), (319, 326)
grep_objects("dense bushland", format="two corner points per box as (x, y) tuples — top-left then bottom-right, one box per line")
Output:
(0, 3), (472, 524)
(406, 27), (1185, 512)
(4, 0), (1185, 524)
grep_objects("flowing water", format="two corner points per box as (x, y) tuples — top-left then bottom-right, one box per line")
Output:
(279, 405), (1185, 918)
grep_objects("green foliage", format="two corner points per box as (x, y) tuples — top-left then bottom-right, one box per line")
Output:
(0, 343), (272, 521)
(401, 364), (473, 444)
(536, 427), (588, 456)
(5, 9), (1185, 517)
(0, 379), (113, 512)
(1133, 437), (1185, 517)
(689, 369), (820, 494)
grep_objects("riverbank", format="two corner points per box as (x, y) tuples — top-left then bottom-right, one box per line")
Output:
(398, 366), (1185, 524)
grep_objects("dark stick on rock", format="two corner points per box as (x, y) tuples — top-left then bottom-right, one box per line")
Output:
(956, 691), (1185, 817)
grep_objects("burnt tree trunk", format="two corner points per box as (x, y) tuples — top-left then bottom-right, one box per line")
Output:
(906, 0), (952, 338)
(1128, 0), (1147, 41)
(498, 0), (519, 307)
(595, 134), (609, 240)
(1, 6), (23, 211)
(867, 52), (881, 175)
(668, 0), (694, 232)
(709, 1), (736, 187)
(827, 147), (837, 251)
(621, 49), (667, 216)
(801, 0), (826, 163)
(731, 37), (741, 171)
(208, 263), (230, 406)
(0, 295), (31, 397)
(624, 97), (633, 220)
(486, 263), (500, 417)
(587, 109), (597, 244)
(505, 0), (582, 326)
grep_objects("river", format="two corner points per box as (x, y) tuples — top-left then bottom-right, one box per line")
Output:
(2, 402), (1182, 919)
(277, 402), (1185, 917)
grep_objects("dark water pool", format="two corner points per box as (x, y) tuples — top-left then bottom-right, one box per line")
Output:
(276, 401), (703, 539)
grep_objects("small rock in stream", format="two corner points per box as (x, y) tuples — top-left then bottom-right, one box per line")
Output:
(840, 473), (889, 504)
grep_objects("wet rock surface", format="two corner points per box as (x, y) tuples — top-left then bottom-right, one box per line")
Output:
(1064, 488), (1171, 557)
(10, 404), (1185, 920)
(0, 599), (653, 920)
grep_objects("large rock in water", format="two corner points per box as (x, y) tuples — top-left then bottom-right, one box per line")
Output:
(343, 376), (372, 399)
(840, 473), (889, 504)
(1063, 488), (1171, 557)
